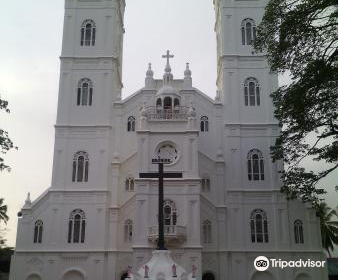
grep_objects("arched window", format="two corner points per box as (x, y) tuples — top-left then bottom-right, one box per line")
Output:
(250, 209), (268, 243)
(203, 220), (212, 243)
(174, 98), (180, 108)
(81, 19), (96, 46)
(72, 151), (89, 182)
(77, 78), (93, 106)
(201, 178), (211, 192)
(125, 177), (135, 191)
(127, 116), (135, 132)
(163, 200), (177, 226)
(244, 77), (260, 106)
(241, 18), (256, 45)
(200, 116), (209, 132)
(124, 219), (133, 242)
(163, 97), (172, 109)
(247, 149), (264, 181)
(294, 220), (304, 244)
(68, 209), (86, 243)
(156, 98), (162, 107)
(33, 220), (43, 243)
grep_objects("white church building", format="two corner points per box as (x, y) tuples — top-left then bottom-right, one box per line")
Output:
(10, 0), (327, 279)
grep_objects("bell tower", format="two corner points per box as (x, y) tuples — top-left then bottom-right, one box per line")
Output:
(213, 0), (283, 223)
(214, 0), (278, 124)
(56, 0), (125, 126)
(51, 0), (126, 190)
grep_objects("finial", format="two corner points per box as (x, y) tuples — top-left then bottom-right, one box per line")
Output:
(25, 192), (31, 205)
(146, 63), (153, 77)
(184, 62), (192, 77)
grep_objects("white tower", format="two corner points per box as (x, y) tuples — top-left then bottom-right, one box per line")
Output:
(214, 0), (278, 122)
(52, 0), (125, 190)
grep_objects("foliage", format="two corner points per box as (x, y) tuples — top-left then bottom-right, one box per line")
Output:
(0, 198), (11, 256)
(315, 202), (338, 257)
(255, 0), (338, 203)
(0, 238), (14, 275)
(0, 199), (9, 225)
(0, 98), (17, 172)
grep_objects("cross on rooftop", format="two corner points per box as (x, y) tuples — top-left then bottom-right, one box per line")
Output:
(162, 50), (174, 67)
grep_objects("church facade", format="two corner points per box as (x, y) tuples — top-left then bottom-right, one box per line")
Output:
(10, 0), (327, 280)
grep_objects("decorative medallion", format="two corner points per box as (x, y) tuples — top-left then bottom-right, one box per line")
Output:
(157, 144), (179, 164)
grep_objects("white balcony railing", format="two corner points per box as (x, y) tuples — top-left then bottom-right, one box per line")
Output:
(146, 106), (189, 121)
(148, 225), (187, 245)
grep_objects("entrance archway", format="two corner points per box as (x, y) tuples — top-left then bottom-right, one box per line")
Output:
(121, 272), (129, 280)
(26, 274), (42, 280)
(202, 272), (215, 280)
(62, 270), (85, 280)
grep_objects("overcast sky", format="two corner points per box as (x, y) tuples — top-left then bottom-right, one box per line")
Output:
(0, 0), (336, 253)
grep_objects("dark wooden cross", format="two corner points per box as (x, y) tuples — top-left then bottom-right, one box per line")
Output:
(139, 159), (182, 250)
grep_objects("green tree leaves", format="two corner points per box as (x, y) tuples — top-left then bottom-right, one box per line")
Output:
(255, 0), (338, 203)
(316, 202), (338, 257)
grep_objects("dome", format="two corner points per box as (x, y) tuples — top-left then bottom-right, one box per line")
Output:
(157, 85), (179, 96)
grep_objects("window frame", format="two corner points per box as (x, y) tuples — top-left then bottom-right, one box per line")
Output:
(163, 200), (177, 226)
(294, 220), (304, 244)
(202, 220), (212, 244)
(127, 116), (136, 132)
(244, 77), (260, 106)
(250, 209), (269, 243)
(124, 219), (133, 243)
(200, 116), (209, 132)
(81, 19), (96, 47)
(241, 18), (256, 46)
(247, 149), (264, 181)
(72, 151), (89, 182)
(125, 177), (135, 192)
(77, 78), (93, 106)
(33, 220), (43, 243)
(68, 209), (86, 244)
